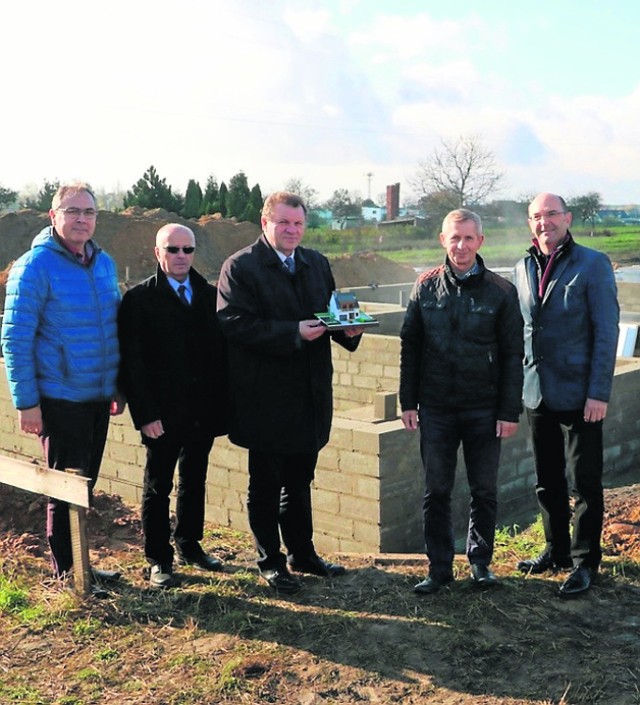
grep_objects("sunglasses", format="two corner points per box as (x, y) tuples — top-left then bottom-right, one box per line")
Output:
(163, 246), (195, 254)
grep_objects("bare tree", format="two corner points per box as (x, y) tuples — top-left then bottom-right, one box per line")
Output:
(411, 135), (504, 208)
(283, 177), (318, 209)
(568, 192), (602, 233)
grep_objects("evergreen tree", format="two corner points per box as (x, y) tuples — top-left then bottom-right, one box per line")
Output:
(226, 171), (250, 219)
(0, 185), (18, 210)
(202, 175), (219, 215)
(218, 182), (228, 217)
(182, 179), (203, 218)
(123, 165), (182, 214)
(24, 179), (60, 211)
(242, 183), (263, 225)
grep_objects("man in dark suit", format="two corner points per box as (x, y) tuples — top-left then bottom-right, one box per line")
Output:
(217, 191), (362, 593)
(513, 193), (619, 598)
(118, 223), (228, 588)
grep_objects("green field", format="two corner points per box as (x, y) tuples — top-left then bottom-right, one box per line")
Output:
(308, 223), (640, 270)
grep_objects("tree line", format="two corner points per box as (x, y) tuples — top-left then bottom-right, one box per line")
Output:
(0, 135), (611, 230)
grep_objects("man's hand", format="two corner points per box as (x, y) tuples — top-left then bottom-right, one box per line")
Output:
(584, 398), (608, 423)
(341, 325), (364, 339)
(110, 394), (126, 416)
(299, 320), (327, 341)
(142, 420), (164, 439)
(402, 410), (418, 431)
(19, 406), (43, 435)
(496, 420), (518, 438)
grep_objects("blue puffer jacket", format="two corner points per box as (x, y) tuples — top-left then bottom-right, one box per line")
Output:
(1, 226), (121, 409)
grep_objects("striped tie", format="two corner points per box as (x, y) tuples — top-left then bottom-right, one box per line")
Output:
(177, 284), (190, 306)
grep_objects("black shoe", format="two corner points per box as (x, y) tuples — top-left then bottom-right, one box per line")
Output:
(413, 573), (454, 595)
(517, 551), (572, 575)
(471, 564), (499, 587)
(288, 554), (346, 578)
(559, 566), (596, 599)
(91, 568), (122, 583)
(91, 583), (110, 599)
(260, 568), (302, 593)
(177, 552), (224, 572)
(149, 563), (179, 589)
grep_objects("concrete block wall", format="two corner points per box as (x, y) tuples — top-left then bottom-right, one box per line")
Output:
(332, 335), (401, 410)
(1, 346), (639, 555)
(618, 281), (640, 312)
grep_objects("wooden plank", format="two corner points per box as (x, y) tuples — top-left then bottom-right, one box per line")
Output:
(0, 456), (90, 508)
(67, 469), (92, 596)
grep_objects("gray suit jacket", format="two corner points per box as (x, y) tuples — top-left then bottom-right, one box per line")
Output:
(513, 239), (619, 411)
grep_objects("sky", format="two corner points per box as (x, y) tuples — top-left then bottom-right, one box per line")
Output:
(3, 0), (640, 206)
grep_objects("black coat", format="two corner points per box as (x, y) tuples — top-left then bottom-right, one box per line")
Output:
(118, 266), (228, 437)
(217, 235), (360, 454)
(400, 255), (523, 422)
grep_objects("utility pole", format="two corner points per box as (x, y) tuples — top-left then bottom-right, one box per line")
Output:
(365, 172), (374, 201)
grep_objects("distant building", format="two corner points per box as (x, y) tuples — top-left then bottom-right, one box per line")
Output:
(378, 216), (428, 229)
(331, 215), (364, 230)
(362, 205), (386, 222)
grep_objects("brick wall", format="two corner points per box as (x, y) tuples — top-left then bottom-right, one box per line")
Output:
(1, 342), (639, 555)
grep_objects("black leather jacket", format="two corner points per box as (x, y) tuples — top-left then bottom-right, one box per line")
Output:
(400, 255), (523, 422)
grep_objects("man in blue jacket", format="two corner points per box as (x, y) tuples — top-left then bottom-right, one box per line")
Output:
(1, 182), (124, 591)
(514, 192), (619, 598)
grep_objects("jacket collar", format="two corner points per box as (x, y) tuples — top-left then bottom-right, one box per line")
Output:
(444, 253), (486, 288)
(257, 233), (312, 270)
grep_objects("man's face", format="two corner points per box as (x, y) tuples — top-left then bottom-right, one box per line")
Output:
(440, 219), (484, 273)
(49, 190), (97, 252)
(261, 203), (306, 256)
(155, 226), (195, 283)
(528, 194), (572, 254)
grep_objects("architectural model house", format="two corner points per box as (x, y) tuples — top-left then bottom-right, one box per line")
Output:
(328, 291), (360, 323)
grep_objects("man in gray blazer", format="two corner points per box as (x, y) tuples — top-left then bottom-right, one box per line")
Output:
(513, 192), (619, 597)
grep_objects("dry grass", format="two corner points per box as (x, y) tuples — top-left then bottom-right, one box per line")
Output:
(1, 486), (639, 705)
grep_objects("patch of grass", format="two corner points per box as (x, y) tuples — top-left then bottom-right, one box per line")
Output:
(75, 667), (101, 682)
(95, 646), (119, 662)
(72, 617), (103, 637)
(493, 515), (545, 564)
(0, 576), (29, 614)
(0, 682), (47, 704)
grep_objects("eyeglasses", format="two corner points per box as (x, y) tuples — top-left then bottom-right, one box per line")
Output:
(528, 210), (566, 222)
(56, 207), (98, 218)
(163, 246), (195, 254)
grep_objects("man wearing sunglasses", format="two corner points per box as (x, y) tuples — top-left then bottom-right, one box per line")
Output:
(217, 191), (363, 593)
(514, 193), (619, 598)
(118, 223), (228, 588)
(1, 182), (124, 594)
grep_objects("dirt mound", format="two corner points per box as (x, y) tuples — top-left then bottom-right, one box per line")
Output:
(330, 251), (415, 288)
(0, 210), (414, 293)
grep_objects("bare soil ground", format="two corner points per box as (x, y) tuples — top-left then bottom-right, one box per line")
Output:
(0, 484), (639, 705)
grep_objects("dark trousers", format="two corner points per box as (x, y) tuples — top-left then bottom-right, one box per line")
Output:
(41, 398), (111, 577)
(419, 407), (501, 576)
(527, 403), (604, 569)
(141, 429), (214, 566)
(247, 449), (318, 572)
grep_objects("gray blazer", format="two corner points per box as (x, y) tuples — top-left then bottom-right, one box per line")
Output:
(513, 239), (619, 411)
